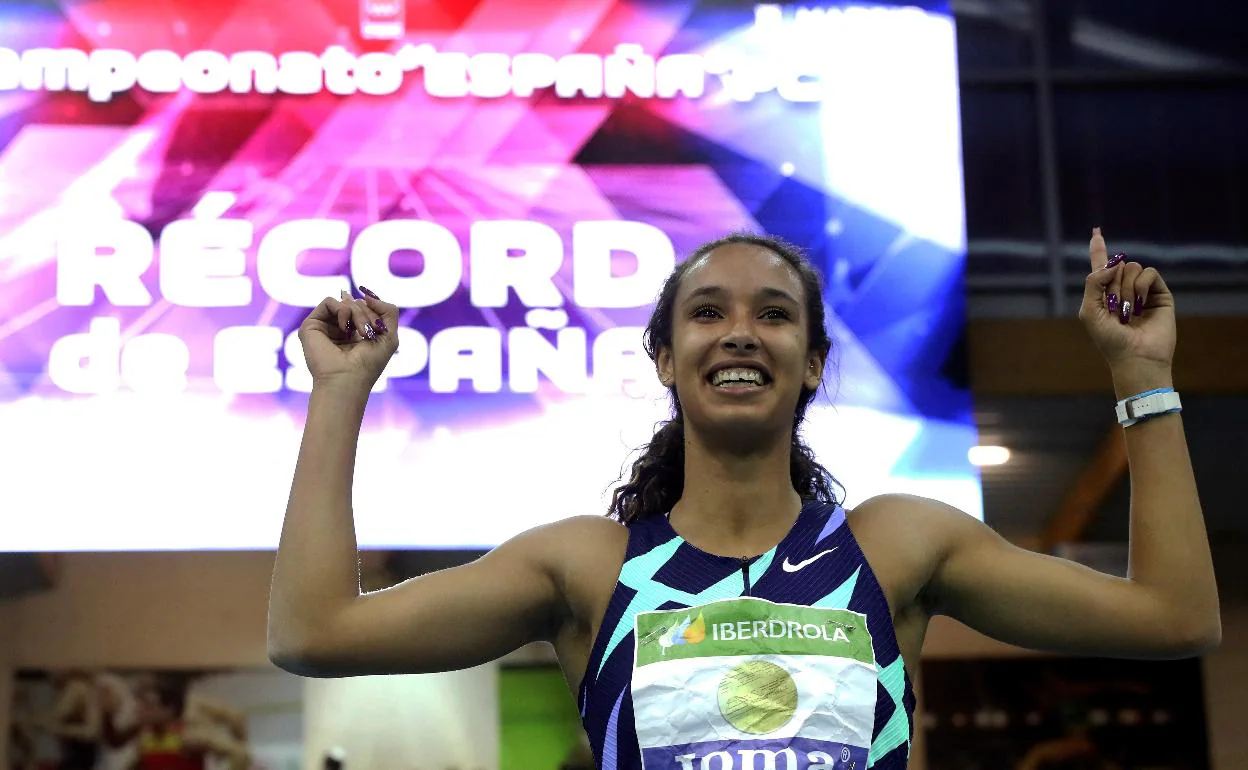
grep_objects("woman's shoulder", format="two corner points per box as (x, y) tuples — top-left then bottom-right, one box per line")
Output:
(848, 492), (985, 554)
(546, 513), (630, 539)
(511, 513), (626, 545)
(530, 515), (630, 571)
(847, 492), (971, 530)
(539, 516), (632, 640)
(845, 493), (977, 589)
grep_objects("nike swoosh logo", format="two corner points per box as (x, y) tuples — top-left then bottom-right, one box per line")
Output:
(781, 548), (838, 573)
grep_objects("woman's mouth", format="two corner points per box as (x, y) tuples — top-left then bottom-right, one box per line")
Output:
(708, 367), (770, 389)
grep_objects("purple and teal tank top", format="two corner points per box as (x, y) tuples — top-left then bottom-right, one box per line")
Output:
(578, 501), (915, 770)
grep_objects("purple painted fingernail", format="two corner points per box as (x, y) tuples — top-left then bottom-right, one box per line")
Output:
(359, 286), (380, 300)
(374, 317), (388, 334)
(1104, 252), (1125, 269)
(1107, 293), (1119, 312)
(1120, 300), (1131, 324)
(1134, 295), (1143, 316)
(362, 322), (376, 340)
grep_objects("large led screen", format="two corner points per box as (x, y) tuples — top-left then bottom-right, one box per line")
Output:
(0, 0), (974, 550)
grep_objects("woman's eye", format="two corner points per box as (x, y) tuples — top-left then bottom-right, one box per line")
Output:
(692, 305), (720, 318)
(762, 307), (791, 320)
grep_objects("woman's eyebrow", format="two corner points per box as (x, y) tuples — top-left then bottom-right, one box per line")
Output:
(682, 285), (799, 305)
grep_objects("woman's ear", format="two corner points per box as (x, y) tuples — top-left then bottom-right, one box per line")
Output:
(656, 346), (674, 387)
(804, 349), (826, 390)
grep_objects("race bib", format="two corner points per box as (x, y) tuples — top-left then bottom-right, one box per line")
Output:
(632, 597), (876, 770)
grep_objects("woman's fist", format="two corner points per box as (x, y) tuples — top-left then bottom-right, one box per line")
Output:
(297, 286), (400, 392)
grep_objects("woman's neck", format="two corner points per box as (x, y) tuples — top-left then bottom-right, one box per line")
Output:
(668, 427), (802, 558)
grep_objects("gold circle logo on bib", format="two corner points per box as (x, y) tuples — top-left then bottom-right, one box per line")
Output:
(717, 659), (798, 734)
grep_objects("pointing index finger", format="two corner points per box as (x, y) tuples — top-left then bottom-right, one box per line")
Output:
(1090, 227), (1108, 270)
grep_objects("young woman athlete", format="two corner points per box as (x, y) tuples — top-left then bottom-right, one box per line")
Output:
(268, 230), (1219, 769)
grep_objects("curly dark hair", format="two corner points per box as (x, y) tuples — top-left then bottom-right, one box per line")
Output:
(607, 232), (844, 525)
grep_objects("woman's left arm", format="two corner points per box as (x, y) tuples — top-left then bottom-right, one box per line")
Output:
(922, 228), (1220, 658)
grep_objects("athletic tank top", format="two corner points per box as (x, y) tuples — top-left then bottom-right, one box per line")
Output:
(579, 501), (915, 770)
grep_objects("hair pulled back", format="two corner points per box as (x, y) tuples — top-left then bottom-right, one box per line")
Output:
(607, 232), (844, 525)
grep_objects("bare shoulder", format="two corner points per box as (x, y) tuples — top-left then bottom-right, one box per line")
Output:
(846, 493), (981, 609)
(541, 515), (631, 650)
(850, 492), (974, 531)
(525, 514), (628, 588)
(499, 514), (626, 558)
(546, 513), (629, 539)
(546, 514), (629, 573)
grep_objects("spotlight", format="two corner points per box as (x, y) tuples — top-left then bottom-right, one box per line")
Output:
(968, 445), (1010, 466)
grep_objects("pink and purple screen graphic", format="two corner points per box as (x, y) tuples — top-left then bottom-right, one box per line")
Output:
(0, 0), (973, 550)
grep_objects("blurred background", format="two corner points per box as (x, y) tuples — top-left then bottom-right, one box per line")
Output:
(0, 0), (1244, 768)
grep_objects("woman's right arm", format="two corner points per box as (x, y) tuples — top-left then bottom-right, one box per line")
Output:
(267, 291), (568, 677)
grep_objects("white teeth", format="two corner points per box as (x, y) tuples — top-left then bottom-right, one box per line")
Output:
(711, 368), (766, 386)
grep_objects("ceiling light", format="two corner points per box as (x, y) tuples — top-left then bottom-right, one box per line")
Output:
(968, 445), (1010, 466)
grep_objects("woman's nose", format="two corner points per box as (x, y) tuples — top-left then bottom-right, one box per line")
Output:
(720, 322), (759, 352)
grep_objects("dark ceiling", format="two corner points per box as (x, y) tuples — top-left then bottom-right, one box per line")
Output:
(956, 0), (1247, 539)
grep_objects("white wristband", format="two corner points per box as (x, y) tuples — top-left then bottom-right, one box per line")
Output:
(1116, 389), (1182, 427)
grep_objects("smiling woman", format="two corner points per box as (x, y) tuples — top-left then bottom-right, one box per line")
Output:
(269, 227), (1219, 770)
(607, 232), (842, 529)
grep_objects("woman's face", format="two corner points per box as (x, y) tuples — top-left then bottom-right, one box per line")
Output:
(657, 244), (823, 447)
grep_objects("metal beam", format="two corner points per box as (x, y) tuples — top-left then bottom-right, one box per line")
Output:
(1030, 0), (1067, 317)
(961, 67), (1248, 88)
(965, 269), (1248, 290)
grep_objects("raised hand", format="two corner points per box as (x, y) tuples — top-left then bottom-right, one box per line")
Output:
(297, 286), (400, 392)
(1078, 228), (1176, 376)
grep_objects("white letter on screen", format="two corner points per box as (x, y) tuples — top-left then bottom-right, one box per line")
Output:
(120, 333), (189, 393)
(352, 220), (462, 308)
(428, 327), (502, 393)
(511, 53), (556, 96)
(508, 327), (588, 393)
(159, 215), (253, 307)
(276, 51), (322, 95)
(425, 51), (470, 97)
(47, 317), (121, 393)
(573, 221), (675, 308)
(283, 328), (312, 393)
(355, 52), (403, 95)
(229, 50), (279, 94)
(591, 326), (653, 395)
(470, 220), (564, 308)
(57, 219), (154, 306)
(86, 49), (137, 102)
(467, 52), (511, 98)
(214, 326), (283, 394)
(181, 50), (231, 93)
(321, 45), (358, 95)
(257, 219), (350, 307)
(135, 50), (182, 92)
